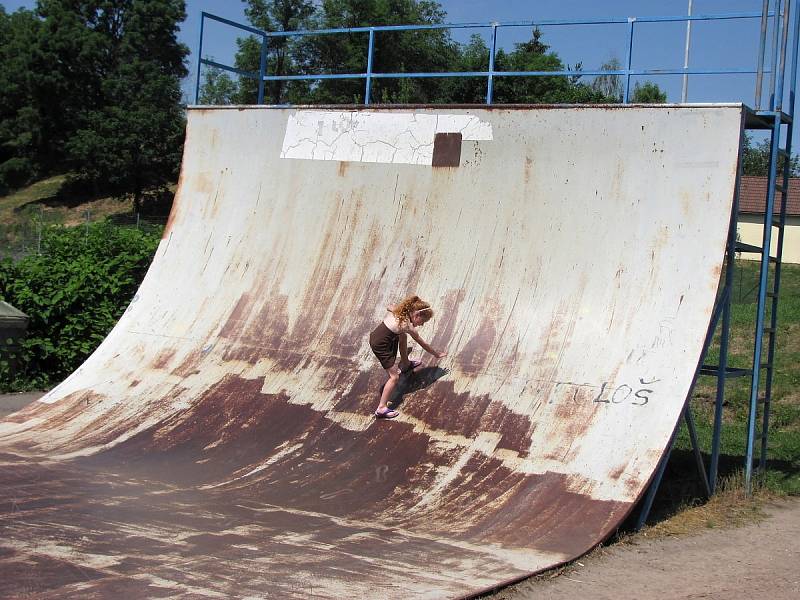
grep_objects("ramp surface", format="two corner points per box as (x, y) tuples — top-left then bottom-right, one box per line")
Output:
(0, 105), (742, 598)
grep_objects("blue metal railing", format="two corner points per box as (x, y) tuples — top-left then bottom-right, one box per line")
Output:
(195, 7), (793, 110)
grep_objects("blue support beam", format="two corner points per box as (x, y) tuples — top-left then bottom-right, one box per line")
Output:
(195, 9), (775, 107)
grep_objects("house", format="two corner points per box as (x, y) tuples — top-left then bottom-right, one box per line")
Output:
(737, 176), (800, 264)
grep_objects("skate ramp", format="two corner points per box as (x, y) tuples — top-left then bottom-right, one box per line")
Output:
(0, 105), (742, 598)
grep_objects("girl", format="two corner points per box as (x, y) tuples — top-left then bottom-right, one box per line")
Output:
(369, 295), (447, 419)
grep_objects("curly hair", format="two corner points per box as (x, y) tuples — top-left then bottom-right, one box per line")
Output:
(392, 295), (433, 325)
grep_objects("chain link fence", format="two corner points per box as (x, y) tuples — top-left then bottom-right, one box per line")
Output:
(2, 207), (168, 262)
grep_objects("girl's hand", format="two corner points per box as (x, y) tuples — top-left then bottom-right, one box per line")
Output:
(435, 351), (448, 359)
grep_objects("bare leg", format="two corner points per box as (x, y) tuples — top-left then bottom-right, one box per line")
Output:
(377, 365), (401, 412)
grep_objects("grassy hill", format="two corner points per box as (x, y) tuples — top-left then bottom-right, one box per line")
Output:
(0, 176), (166, 260)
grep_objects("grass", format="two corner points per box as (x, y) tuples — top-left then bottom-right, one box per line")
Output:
(645, 259), (800, 527)
(0, 175), (137, 258)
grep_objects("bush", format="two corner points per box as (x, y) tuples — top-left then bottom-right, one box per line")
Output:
(0, 156), (37, 193)
(0, 221), (161, 391)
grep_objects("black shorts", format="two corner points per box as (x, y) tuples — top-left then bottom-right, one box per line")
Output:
(369, 322), (399, 369)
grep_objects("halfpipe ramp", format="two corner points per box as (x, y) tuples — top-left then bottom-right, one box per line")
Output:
(0, 105), (743, 598)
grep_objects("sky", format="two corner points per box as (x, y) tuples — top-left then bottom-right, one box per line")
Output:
(2, 1), (798, 144)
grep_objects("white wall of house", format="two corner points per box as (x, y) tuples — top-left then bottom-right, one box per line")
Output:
(737, 215), (800, 263)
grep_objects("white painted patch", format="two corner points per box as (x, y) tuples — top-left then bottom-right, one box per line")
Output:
(280, 110), (493, 165)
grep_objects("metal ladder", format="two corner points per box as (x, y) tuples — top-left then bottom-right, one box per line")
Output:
(742, 108), (794, 490)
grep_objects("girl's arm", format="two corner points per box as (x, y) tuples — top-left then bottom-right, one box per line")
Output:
(408, 329), (447, 358)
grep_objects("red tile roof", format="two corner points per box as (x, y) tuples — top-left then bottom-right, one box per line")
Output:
(739, 176), (800, 216)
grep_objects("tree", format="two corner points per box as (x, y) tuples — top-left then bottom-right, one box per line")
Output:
(631, 81), (667, 103)
(445, 33), (491, 104)
(231, 0), (315, 104)
(0, 7), (47, 192)
(742, 133), (800, 177)
(42, 0), (190, 211)
(294, 0), (459, 104)
(230, 3), (651, 106)
(592, 57), (623, 102)
(492, 28), (616, 104)
(0, 2), (188, 209)
(198, 61), (238, 105)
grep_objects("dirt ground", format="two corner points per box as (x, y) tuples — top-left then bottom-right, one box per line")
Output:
(488, 498), (800, 599)
(2, 393), (798, 599)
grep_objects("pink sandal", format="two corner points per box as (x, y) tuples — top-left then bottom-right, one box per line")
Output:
(375, 408), (399, 419)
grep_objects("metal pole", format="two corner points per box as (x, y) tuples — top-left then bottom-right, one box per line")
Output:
(769, 0), (783, 109)
(775, 0), (792, 111)
(257, 34), (268, 104)
(685, 406), (711, 498)
(745, 115), (782, 492)
(635, 418), (680, 530)
(365, 28), (375, 105)
(682, 0), (694, 102)
(790, 0), (800, 115)
(711, 223), (740, 491)
(623, 18), (635, 103)
(195, 13), (206, 104)
(486, 23), (498, 104)
(756, 0), (771, 109)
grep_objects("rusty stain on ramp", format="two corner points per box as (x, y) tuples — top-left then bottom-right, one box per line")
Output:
(0, 105), (743, 598)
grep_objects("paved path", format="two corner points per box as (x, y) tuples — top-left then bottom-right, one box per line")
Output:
(0, 391), (45, 417)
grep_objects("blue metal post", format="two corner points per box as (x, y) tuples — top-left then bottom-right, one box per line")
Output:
(623, 17), (635, 103)
(635, 417), (680, 530)
(194, 13), (206, 104)
(790, 0), (800, 111)
(257, 35), (268, 104)
(487, 23), (498, 104)
(365, 28), (375, 105)
(710, 222), (739, 491)
(745, 114), (782, 492)
(775, 0), (791, 110)
(756, 0), (770, 108)
(769, 0), (783, 109)
(685, 406), (711, 497)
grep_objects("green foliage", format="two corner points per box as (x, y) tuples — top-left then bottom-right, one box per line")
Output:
(59, 1), (189, 211)
(0, 221), (161, 391)
(230, 4), (622, 105)
(742, 132), (800, 177)
(235, 0), (316, 104)
(491, 28), (610, 104)
(0, 1), (188, 207)
(592, 57), (623, 102)
(199, 62), (238, 105)
(298, 0), (457, 104)
(0, 6), (45, 192)
(631, 81), (667, 103)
